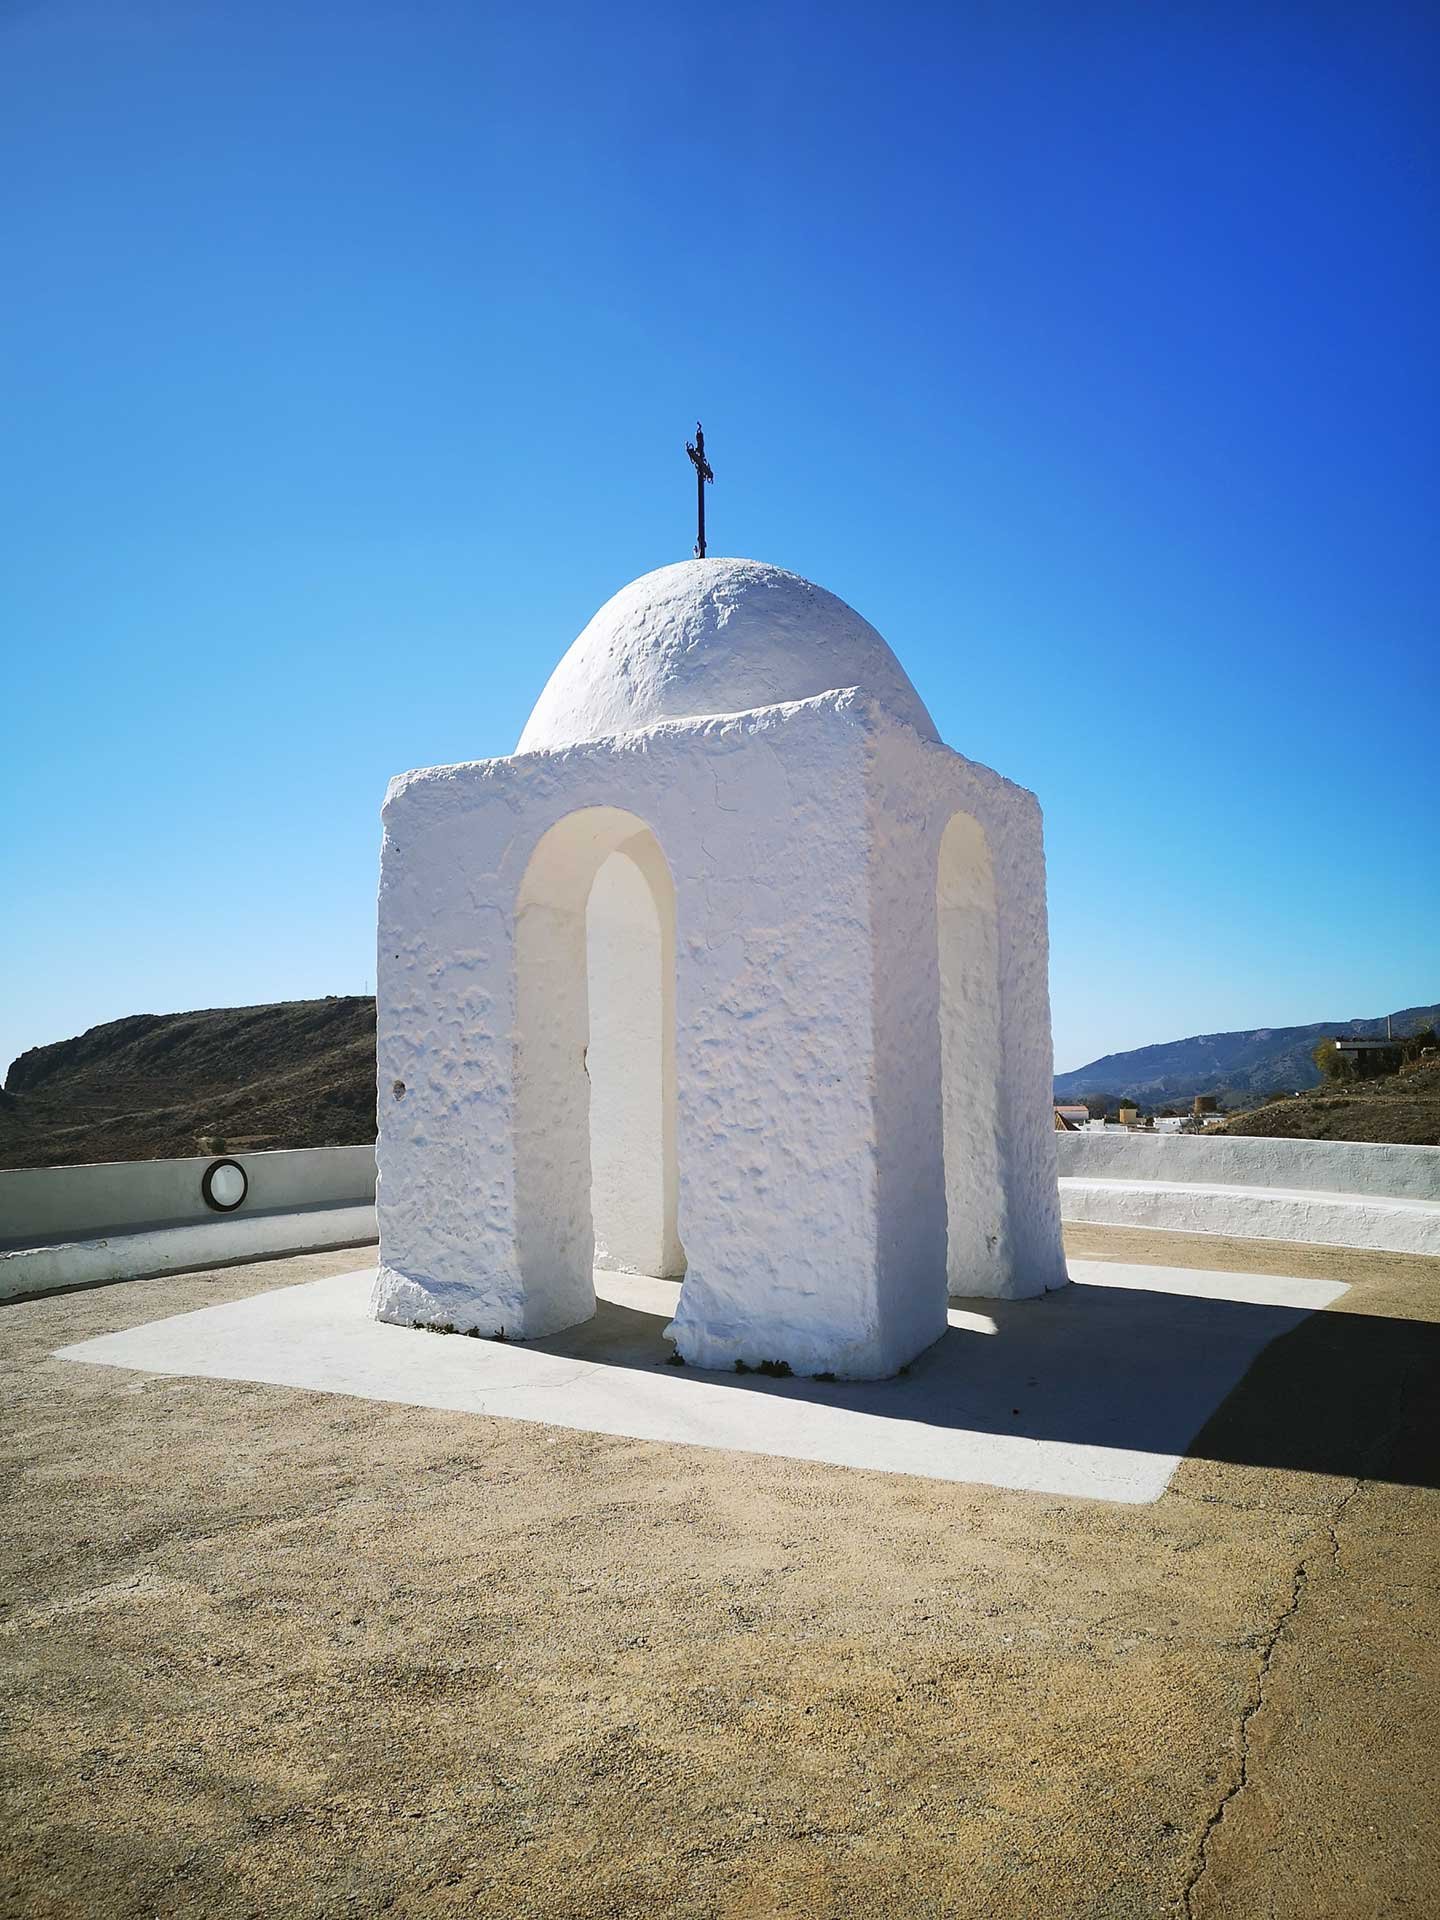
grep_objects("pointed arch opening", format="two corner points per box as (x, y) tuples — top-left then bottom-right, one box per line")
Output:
(514, 807), (684, 1334)
(937, 810), (1009, 1296)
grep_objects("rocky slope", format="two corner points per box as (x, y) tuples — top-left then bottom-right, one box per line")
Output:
(0, 998), (376, 1170)
(1216, 1055), (1440, 1146)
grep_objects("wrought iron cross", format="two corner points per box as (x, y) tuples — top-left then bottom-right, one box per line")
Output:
(686, 422), (714, 558)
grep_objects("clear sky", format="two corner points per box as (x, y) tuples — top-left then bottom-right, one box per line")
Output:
(2, 0), (1435, 1080)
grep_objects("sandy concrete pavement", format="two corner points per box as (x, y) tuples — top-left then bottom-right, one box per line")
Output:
(2, 1226), (1437, 1919)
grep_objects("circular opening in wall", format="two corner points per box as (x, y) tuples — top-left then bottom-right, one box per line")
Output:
(201, 1158), (248, 1212)
(392, 1080), (406, 1100)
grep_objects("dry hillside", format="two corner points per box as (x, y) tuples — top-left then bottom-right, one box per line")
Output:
(0, 999), (376, 1171)
(1218, 1053), (1440, 1146)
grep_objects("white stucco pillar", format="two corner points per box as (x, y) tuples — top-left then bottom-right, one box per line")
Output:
(937, 808), (1012, 1296)
(991, 798), (1068, 1296)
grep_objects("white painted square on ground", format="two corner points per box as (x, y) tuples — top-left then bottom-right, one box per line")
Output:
(54, 1261), (1347, 1504)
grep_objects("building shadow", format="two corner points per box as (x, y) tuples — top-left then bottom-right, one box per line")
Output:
(525, 1278), (1440, 1492)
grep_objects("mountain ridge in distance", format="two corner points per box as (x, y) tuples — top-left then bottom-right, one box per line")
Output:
(1054, 1003), (1440, 1106)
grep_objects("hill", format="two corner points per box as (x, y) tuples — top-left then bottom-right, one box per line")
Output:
(0, 998), (376, 1171)
(1053, 1003), (1440, 1109)
(1217, 1054), (1440, 1146)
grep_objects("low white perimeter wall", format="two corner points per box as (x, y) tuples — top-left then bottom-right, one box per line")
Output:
(0, 1144), (377, 1301)
(1055, 1131), (1440, 1201)
(1056, 1131), (1440, 1256)
(0, 1143), (377, 1242)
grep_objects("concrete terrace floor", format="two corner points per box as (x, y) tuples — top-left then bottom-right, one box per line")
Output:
(2, 1227), (1437, 1920)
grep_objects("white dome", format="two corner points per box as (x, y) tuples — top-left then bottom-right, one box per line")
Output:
(517, 558), (938, 752)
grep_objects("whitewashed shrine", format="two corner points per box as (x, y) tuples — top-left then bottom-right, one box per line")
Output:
(371, 558), (1067, 1377)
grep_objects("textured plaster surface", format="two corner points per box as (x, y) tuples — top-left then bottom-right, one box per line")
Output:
(375, 696), (881, 1369)
(866, 714), (1068, 1307)
(516, 557), (939, 752)
(55, 1258), (1345, 1502)
(375, 691), (1063, 1376)
(936, 812), (1008, 1291)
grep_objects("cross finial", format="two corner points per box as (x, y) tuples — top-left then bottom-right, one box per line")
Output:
(686, 421), (714, 558)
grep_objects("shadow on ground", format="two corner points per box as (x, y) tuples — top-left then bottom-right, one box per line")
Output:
(526, 1279), (1440, 1491)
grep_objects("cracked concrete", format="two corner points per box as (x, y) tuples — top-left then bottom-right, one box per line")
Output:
(2, 1224), (1437, 1919)
(1183, 1486), (1346, 1918)
(1167, 1295), (1437, 1920)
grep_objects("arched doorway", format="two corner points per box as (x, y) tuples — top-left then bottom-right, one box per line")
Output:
(514, 808), (683, 1332)
(586, 833), (686, 1278)
(937, 810), (1009, 1296)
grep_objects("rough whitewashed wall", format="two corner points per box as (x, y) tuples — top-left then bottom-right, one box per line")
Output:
(376, 695), (893, 1371)
(862, 718), (948, 1366)
(936, 811), (1009, 1294)
(663, 700), (882, 1374)
(868, 713), (1068, 1304)
(375, 688), (1067, 1368)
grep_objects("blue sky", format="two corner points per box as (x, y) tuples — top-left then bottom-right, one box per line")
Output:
(2, 0), (1435, 1079)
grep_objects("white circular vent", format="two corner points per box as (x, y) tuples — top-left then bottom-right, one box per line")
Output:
(201, 1158), (248, 1212)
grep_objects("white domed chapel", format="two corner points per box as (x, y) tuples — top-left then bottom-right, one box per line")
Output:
(372, 558), (1066, 1378)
